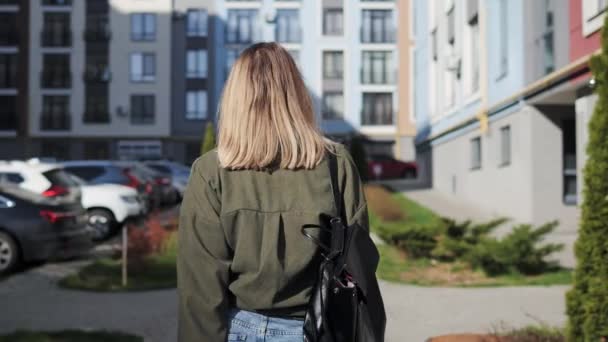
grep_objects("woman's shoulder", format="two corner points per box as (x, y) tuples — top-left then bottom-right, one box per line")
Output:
(328, 142), (356, 168)
(191, 149), (220, 182)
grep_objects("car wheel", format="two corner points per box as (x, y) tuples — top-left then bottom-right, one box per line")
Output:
(0, 231), (19, 275)
(87, 209), (116, 241)
(403, 169), (417, 179)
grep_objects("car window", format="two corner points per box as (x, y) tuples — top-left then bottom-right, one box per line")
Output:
(0, 172), (24, 184)
(147, 164), (170, 174)
(64, 166), (105, 181)
(43, 169), (79, 187)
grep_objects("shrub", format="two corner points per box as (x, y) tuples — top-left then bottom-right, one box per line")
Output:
(349, 135), (369, 182)
(566, 15), (608, 342)
(468, 221), (563, 276)
(388, 224), (438, 258)
(200, 122), (216, 156)
(431, 218), (508, 261)
(127, 215), (169, 268)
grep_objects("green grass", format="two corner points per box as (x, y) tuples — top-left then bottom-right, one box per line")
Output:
(0, 330), (142, 342)
(60, 233), (178, 292)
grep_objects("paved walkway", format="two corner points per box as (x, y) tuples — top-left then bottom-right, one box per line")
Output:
(0, 261), (569, 342)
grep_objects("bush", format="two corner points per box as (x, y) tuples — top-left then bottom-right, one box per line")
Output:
(431, 217), (508, 261)
(127, 215), (170, 268)
(388, 224), (438, 258)
(566, 15), (608, 342)
(468, 221), (563, 276)
(200, 122), (216, 156)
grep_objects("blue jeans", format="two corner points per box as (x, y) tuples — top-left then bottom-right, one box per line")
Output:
(227, 309), (304, 342)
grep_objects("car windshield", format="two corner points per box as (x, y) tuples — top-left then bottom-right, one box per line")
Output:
(66, 173), (88, 186)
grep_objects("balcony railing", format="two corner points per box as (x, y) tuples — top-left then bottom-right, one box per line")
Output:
(41, 71), (72, 88)
(83, 67), (111, 83)
(0, 75), (17, 89)
(41, 30), (72, 47)
(361, 69), (397, 85)
(0, 30), (19, 46)
(361, 110), (394, 126)
(83, 28), (112, 42)
(40, 113), (71, 131)
(0, 111), (16, 130)
(360, 28), (396, 44)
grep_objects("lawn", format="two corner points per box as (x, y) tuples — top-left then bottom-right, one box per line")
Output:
(366, 185), (572, 287)
(60, 232), (177, 292)
(0, 330), (142, 342)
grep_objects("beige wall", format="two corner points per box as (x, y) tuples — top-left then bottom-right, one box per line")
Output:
(396, 0), (416, 160)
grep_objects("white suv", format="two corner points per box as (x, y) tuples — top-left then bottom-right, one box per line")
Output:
(0, 161), (144, 240)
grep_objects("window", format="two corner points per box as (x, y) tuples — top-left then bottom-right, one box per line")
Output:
(583, 0), (608, 35)
(41, 95), (70, 131)
(361, 10), (395, 43)
(41, 54), (71, 88)
(0, 54), (17, 88)
(470, 137), (481, 170)
(186, 50), (207, 78)
(227, 9), (258, 44)
(0, 13), (18, 46)
(361, 51), (394, 84)
(42, 0), (72, 5)
(446, 6), (455, 44)
(84, 89), (109, 123)
(187, 9), (208, 37)
(563, 119), (577, 204)
(84, 12), (110, 41)
(0, 96), (16, 130)
(498, 0), (508, 77)
(362, 93), (393, 125)
(276, 9), (301, 43)
(469, 14), (480, 93)
(500, 126), (511, 166)
(323, 8), (343, 36)
(131, 13), (156, 41)
(63, 166), (105, 181)
(186, 91), (207, 120)
(323, 51), (343, 80)
(130, 95), (155, 125)
(130, 53), (156, 82)
(84, 54), (110, 83)
(322, 92), (344, 120)
(543, 0), (555, 74)
(42, 13), (72, 47)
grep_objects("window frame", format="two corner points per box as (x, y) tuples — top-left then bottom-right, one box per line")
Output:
(187, 9), (208, 37)
(130, 52), (156, 83)
(130, 13), (156, 42)
(130, 94), (155, 125)
(185, 90), (208, 120)
(323, 8), (344, 36)
(322, 91), (344, 120)
(186, 49), (208, 79)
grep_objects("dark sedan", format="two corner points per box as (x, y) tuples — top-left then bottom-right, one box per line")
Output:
(0, 185), (93, 275)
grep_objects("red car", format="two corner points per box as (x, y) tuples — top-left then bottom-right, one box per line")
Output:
(367, 154), (418, 180)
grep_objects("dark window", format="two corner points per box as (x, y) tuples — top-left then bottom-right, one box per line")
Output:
(563, 119), (577, 204)
(226, 9), (258, 44)
(471, 137), (482, 170)
(131, 95), (155, 125)
(131, 13), (156, 41)
(0, 96), (16, 130)
(130, 53), (156, 82)
(543, 0), (555, 75)
(323, 8), (343, 36)
(84, 87), (109, 124)
(83, 142), (110, 160)
(84, 12), (111, 41)
(361, 93), (393, 125)
(84, 54), (110, 83)
(323, 51), (343, 80)
(41, 54), (71, 88)
(361, 51), (394, 84)
(1, 173), (24, 184)
(42, 12), (72, 47)
(43, 169), (79, 187)
(0, 13), (18, 46)
(0, 1), (19, 5)
(322, 92), (344, 120)
(42, 0), (72, 5)
(187, 9), (208, 37)
(0, 54), (17, 88)
(361, 10), (395, 43)
(64, 166), (105, 181)
(276, 9), (301, 43)
(40, 141), (69, 160)
(500, 126), (511, 166)
(41, 95), (70, 131)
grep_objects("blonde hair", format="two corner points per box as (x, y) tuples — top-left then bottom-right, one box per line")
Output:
(217, 42), (332, 170)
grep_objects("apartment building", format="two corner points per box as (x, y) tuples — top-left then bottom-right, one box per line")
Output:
(0, 0), (28, 158)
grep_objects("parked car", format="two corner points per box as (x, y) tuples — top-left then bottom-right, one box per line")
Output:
(0, 160), (81, 204)
(0, 185), (93, 275)
(143, 160), (191, 197)
(61, 161), (152, 211)
(367, 154), (418, 180)
(67, 174), (145, 241)
(116, 162), (177, 206)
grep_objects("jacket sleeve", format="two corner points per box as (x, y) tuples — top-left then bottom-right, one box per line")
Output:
(177, 158), (231, 341)
(338, 147), (370, 232)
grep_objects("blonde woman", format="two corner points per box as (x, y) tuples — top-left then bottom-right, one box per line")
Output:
(178, 42), (370, 341)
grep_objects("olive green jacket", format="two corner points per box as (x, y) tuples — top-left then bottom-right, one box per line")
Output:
(177, 144), (369, 341)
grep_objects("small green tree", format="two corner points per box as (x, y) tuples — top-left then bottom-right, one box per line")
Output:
(566, 14), (608, 341)
(200, 122), (216, 156)
(349, 135), (369, 182)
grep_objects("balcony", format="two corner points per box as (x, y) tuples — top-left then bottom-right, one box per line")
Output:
(41, 71), (72, 89)
(360, 28), (396, 44)
(41, 30), (72, 47)
(83, 28), (112, 42)
(0, 111), (16, 130)
(83, 67), (111, 83)
(0, 30), (18, 46)
(40, 113), (71, 131)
